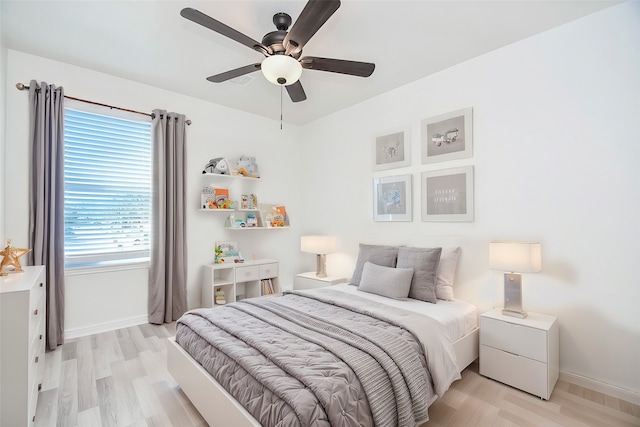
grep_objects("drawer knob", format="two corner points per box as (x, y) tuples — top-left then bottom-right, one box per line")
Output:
(35, 356), (39, 363)
(40, 282), (43, 287)
(38, 383), (42, 391)
(34, 309), (38, 315)
(39, 334), (43, 340)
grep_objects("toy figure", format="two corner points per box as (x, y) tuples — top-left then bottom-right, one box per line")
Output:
(203, 157), (231, 174)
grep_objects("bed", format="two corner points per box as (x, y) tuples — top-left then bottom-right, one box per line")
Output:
(167, 245), (479, 427)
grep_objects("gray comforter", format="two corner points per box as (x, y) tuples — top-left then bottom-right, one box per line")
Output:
(176, 289), (460, 427)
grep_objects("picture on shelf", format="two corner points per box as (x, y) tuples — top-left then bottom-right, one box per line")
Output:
(261, 204), (289, 228)
(241, 194), (258, 210)
(201, 186), (216, 209)
(214, 241), (242, 264)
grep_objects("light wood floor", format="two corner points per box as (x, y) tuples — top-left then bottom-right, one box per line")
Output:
(35, 322), (640, 427)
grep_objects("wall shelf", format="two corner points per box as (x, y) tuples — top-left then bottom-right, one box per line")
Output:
(202, 173), (261, 181)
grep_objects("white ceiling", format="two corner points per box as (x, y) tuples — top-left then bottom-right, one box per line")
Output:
(1, 1), (620, 125)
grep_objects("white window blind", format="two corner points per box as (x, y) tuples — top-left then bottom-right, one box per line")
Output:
(64, 108), (152, 268)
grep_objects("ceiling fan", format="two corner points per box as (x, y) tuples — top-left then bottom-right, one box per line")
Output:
(180, 0), (375, 103)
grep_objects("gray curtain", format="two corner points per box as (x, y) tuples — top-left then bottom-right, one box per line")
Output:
(27, 80), (65, 350)
(148, 109), (188, 324)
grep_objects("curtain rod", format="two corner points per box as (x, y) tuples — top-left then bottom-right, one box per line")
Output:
(15, 82), (191, 125)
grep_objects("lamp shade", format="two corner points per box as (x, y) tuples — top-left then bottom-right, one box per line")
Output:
(489, 241), (542, 273)
(301, 235), (337, 255)
(261, 55), (302, 86)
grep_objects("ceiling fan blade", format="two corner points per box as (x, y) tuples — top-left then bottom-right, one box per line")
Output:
(206, 63), (262, 83)
(286, 81), (307, 102)
(300, 56), (375, 77)
(181, 8), (271, 56)
(283, 0), (341, 56)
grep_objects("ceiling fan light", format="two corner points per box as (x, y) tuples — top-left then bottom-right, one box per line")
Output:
(261, 55), (302, 86)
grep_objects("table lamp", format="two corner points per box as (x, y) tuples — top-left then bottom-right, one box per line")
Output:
(301, 235), (337, 278)
(489, 241), (542, 318)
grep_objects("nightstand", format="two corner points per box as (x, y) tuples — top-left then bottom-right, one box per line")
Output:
(480, 308), (559, 400)
(293, 272), (346, 290)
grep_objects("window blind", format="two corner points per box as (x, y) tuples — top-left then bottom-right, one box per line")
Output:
(64, 108), (152, 268)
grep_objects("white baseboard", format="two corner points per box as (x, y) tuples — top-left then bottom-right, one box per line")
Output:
(560, 370), (640, 405)
(64, 315), (148, 340)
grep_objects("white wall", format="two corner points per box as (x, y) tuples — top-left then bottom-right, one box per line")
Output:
(1, 0), (638, 400)
(0, 5), (6, 246)
(299, 2), (640, 397)
(4, 50), (304, 336)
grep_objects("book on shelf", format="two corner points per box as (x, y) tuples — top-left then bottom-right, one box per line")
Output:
(201, 187), (232, 209)
(261, 278), (274, 295)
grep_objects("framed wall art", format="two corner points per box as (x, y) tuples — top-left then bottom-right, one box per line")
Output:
(421, 107), (473, 164)
(421, 166), (474, 222)
(373, 174), (412, 222)
(373, 128), (411, 171)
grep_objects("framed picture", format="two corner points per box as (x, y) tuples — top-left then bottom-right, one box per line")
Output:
(373, 174), (412, 221)
(421, 107), (473, 164)
(215, 241), (242, 263)
(421, 166), (474, 222)
(373, 128), (411, 171)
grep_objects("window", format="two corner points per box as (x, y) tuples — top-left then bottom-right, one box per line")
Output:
(64, 107), (152, 269)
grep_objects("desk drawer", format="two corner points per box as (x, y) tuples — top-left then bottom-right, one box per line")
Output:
(235, 266), (259, 282)
(259, 263), (278, 279)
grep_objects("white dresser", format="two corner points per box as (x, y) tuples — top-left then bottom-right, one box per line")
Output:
(480, 308), (559, 400)
(0, 265), (46, 426)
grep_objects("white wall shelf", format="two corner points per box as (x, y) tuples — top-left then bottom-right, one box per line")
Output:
(202, 173), (261, 181)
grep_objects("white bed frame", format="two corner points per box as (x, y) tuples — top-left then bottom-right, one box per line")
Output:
(166, 327), (479, 427)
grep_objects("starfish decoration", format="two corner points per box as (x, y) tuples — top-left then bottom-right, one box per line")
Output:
(0, 239), (32, 276)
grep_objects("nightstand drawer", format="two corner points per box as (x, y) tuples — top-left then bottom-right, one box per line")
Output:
(235, 266), (259, 282)
(480, 344), (548, 398)
(481, 316), (548, 362)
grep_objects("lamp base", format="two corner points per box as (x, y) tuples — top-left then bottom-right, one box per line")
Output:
(501, 308), (528, 319)
(315, 254), (327, 278)
(503, 272), (527, 318)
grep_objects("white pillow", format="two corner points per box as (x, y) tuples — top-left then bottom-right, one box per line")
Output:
(435, 247), (461, 301)
(358, 262), (414, 299)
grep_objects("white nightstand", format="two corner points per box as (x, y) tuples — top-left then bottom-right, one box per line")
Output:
(293, 272), (346, 290)
(480, 308), (559, 400)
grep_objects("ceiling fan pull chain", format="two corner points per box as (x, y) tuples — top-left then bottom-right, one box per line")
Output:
(280, 85), (283, 130)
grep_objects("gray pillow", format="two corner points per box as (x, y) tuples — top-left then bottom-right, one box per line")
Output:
(350, 244), (399, 286)
(396, 246), (442, 303)
(358, 262), (414, 299)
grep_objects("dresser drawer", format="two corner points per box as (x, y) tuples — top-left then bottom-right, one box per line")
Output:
(29, 280), (45, 339)
(235, 266), (260, 282)
(259, 263), (278, 279)
(481, 316), (548, 362)
(480, 344), (549, 399)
